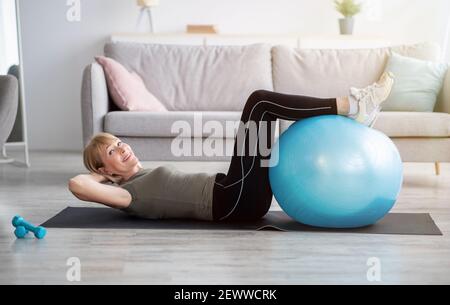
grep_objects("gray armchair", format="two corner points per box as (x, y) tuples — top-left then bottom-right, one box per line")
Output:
(0, 75), (19, 163)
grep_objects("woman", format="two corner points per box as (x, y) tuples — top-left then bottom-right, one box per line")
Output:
(69, 72), (394, 222)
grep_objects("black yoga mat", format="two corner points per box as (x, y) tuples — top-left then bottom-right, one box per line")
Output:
(41, 207), (442, 236)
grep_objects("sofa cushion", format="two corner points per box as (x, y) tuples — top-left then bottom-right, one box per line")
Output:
(104, 43), (273, 111)
(272, 42), (441, 98)
(95, 56), (168, 112)
(382, 52), (448, 112)
(105, 111), (243, 138)
(436, 65), (450, 113)
(373, 112), (450, 137)
(279, 112), (450, 138)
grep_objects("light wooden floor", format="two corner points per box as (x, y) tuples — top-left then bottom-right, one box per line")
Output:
(0, 151), (449, 285)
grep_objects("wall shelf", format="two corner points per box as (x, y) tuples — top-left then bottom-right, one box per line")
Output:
(110, 33), (394, 49)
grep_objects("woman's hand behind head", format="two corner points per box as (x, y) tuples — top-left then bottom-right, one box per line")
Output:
(91, 172), (122, 184)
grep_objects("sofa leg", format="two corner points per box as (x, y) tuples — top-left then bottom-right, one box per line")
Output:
(435, 162), (441, 176)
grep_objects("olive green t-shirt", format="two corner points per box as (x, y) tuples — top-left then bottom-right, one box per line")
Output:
(118, 165), (216, 221)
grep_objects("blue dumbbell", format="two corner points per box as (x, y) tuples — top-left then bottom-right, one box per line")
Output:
(14, 226), (29, 238)
(12, 216), (47, 239)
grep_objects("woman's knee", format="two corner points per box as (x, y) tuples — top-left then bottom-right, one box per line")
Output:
(248, 90), (271, 102)
(244, 90), (271, 114)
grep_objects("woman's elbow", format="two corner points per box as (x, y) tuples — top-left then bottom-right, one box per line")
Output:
(68, 178), (83, 194)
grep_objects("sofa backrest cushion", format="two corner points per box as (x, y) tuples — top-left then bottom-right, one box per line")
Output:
(272, 42), (441, 98)
(104, 42), (273, 111)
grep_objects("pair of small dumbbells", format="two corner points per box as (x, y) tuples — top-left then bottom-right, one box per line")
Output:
(12, 215), (47, 239)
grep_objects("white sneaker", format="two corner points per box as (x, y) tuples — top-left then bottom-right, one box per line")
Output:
(351, 71), (395, 127)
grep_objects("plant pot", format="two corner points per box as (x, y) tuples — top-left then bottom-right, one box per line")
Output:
(339, 17), (355, 35)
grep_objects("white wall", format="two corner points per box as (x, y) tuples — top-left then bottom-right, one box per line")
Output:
(0, 0), (19, 74)
(18, 0), (450, 151)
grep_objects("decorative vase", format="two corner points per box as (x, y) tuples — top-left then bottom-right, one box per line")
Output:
(339, 17), (355, 35)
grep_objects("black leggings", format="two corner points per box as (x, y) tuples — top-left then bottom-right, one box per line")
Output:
(212, 90), (338, 221)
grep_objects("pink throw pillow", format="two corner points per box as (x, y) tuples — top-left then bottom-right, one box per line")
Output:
(95, 56), (167, 112)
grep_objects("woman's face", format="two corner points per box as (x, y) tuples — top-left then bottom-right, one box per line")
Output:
(99, 139), (140, 175)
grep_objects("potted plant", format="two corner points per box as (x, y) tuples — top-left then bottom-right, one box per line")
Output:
(334, 0), (362, 35)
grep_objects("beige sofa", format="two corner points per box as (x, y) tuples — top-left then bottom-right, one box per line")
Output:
(81, 42), (450, 173)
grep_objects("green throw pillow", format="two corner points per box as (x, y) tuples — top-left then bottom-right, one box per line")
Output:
(382, 52), (448, 112)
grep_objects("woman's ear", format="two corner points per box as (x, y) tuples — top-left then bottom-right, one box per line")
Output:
(98, 167), (122, 184)
(98, 167), (110, 176)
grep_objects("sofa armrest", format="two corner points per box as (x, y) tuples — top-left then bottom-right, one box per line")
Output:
(81, 62), (110, 147)
(436, 65), (450, 114)
(0, 76), (18, 146)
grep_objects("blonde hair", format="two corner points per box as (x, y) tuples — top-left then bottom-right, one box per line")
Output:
(83, 132), (119, 173)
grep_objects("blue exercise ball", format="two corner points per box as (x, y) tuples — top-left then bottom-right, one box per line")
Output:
(269, 115), (403, 228)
